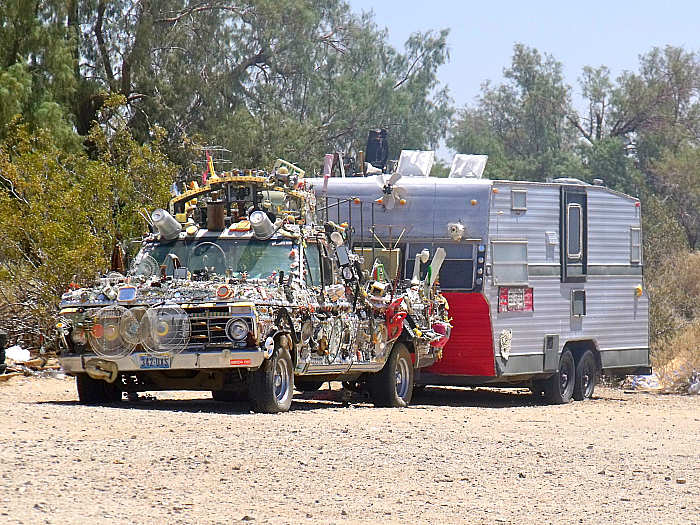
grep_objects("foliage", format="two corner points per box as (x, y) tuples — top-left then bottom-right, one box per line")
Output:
(448, 44), (577, 181)
(0, 115), (174, 349)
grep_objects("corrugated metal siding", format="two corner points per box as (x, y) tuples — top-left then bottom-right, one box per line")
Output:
(489, 276), (648, 365)
(484, 181), (648, 376)
(488, 183), (561, 264)
(588, 188), (642, 265)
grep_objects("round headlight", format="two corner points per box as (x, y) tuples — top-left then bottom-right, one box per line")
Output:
(226, 318), (249, 341)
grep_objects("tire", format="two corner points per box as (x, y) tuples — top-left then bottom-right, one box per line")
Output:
(211, 390), (247, 402)
(76, 374), (122, 404)
(573, 350), (597, 400)
(370, 343), (414, 408)
(248, 348), (294, 413)
(294, 380), (325, 392)
(542, 350), (575, 405)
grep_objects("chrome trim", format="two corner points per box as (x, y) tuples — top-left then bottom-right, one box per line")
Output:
(59, 349), (265, 374)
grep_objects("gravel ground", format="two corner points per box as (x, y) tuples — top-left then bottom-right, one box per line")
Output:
(1, 376), (699, 525)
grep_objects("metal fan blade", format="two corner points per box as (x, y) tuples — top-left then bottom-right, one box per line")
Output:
(388, 171), (402, 185)
(384, 194), (397, 210)
(375, 174), (387, 190)
(393, 185), (408, 199)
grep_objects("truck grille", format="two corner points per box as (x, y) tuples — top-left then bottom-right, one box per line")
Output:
(182, 306), (252, 347)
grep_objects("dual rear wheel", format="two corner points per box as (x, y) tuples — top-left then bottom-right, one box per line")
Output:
(537, 349), (597, 404)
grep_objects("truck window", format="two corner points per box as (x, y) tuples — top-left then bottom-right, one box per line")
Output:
(305, 244), (322, 286)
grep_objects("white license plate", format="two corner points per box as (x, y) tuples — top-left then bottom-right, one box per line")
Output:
(139, 355), (171, 369)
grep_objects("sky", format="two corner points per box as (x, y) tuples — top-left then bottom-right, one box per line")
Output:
(348, 0), (700, 158)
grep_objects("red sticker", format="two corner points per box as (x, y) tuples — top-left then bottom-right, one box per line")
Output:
(498, 287), (534, 312)
(230, 359), (251, 366)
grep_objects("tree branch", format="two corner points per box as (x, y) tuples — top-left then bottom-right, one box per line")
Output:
(94, 1), (116, 89)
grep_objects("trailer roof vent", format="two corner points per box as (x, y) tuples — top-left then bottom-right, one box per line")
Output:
(593, 178), (604, 186)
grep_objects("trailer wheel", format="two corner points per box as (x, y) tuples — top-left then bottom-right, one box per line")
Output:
(294, 380), (325, 392)
(573, 350), (597, 400)
(543, 350), (575, 404)
(248, 348), (294, 413)
(76, 374), (122, 404)
(370, 343), (413, 408)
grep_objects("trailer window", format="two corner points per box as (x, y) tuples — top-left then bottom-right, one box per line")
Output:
(630, 227), (642, 263)
(572, 290), (586, 317)
(511, 189), (527, 211)
(491, 240), (528, 285)
(567, 204), (583, 260)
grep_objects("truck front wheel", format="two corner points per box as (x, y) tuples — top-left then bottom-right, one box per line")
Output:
(370, 343), (414, 408)
(248, 348), (294, 413)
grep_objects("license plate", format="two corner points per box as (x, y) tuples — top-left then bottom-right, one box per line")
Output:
(139, 355), (171, 369)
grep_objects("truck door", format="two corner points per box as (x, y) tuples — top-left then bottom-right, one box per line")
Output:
(561, 186), (587, 282)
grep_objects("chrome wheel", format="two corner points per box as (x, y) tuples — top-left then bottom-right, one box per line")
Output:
(274, 357), (291, 405)
(370, 343), (414, 408)
(248, 347), (294, 413)
(395, 355), (411, 401)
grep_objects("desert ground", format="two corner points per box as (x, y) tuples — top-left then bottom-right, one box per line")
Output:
(1, 376), (698, 525)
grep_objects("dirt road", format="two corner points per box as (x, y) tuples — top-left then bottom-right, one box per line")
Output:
(1, 377), (698, 525)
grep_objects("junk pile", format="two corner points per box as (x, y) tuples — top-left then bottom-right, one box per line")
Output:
(0, 330), (64, 383)
(628, 355), (700, 395)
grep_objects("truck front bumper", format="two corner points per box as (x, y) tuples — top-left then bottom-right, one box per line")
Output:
(59, 349), (266, 375)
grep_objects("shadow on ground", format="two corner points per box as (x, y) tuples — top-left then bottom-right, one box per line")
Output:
(34, 383), (594, 414)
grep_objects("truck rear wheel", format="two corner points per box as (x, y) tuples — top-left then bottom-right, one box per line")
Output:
(543, 350), (575, 404)
(370, 343), (413, 408)
(573, 350), (597, 400)
(248, 348), (294, 413)
(76, 374), (122, 404)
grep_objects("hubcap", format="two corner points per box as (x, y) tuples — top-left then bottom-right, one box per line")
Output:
(274, 359), (290, 404)
(395, 357), (411, 400)
(560, 360), (573, 394)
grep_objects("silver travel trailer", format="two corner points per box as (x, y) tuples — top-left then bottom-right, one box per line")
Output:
(307, 168), (650, 403)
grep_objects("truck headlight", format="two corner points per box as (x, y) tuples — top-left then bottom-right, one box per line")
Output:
(226, 318), (249, 341)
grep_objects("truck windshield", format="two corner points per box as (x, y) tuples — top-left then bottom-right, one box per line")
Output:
(138, 238), (298, 280)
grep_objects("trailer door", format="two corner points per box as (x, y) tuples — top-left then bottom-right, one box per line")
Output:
(561, 186), (587, 282)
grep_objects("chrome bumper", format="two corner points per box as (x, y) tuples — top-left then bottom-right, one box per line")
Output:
(59, 349), (266, 375)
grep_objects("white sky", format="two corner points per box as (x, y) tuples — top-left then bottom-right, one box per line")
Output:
(349, 0), (700, 159)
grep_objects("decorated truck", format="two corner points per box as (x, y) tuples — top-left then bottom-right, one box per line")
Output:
(56, 161), (450, 412)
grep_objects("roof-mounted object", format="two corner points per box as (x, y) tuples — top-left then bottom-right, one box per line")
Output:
(396, 150), (435, 177)
(448, 154), (488, 179)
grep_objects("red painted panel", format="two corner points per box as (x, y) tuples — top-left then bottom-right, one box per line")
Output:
(425, 292), (496, 377)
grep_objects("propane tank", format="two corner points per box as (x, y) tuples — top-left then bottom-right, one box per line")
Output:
(152, 209), (182, 241)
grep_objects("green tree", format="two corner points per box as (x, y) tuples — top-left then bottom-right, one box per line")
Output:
(448, 44), (578, 181)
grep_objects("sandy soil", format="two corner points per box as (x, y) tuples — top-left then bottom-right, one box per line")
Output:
(0, 376), (698, 525)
